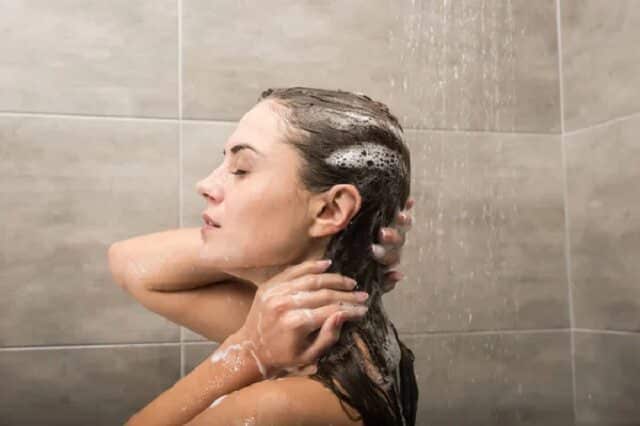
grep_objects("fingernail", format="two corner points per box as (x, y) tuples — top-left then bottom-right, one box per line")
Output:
(356, 305), (369, 314)
(350, 279), (358, 288)
(318, 259), (332, 268)
(371, 244), (386, 258)
(356, 292), (369, 301)
(334, 313), (343, 328)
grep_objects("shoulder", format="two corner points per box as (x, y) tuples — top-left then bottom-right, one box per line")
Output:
(186, 376), (363, 426)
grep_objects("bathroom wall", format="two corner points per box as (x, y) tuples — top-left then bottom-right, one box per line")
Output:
(560, 1), (640, 425)
(0, 1), (638, 425)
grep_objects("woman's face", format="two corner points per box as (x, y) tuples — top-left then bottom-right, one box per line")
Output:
(196, 100), (323, 282)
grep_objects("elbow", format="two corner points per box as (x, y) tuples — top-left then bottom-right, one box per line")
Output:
(108, 242), (134, 291)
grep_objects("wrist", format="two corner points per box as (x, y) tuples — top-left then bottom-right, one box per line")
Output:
(214, 330), (266, 382)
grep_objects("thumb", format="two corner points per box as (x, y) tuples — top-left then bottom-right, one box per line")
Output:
(302, 312), (343, 364)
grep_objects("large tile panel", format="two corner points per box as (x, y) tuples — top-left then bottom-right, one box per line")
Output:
(0, 345), (180, 425)
(403, 331), (573, 426)
(182, 0), (560, 133)
(0, 116), (180, 346)
(561, 0), (640, 131)
(565, 115), (640, 331)
(574, 331), (640, 426)
(385, 129), (568, 333)
(0, 1), (178, 117)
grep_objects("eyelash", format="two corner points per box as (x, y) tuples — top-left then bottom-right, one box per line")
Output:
(231, 170), (247, 176)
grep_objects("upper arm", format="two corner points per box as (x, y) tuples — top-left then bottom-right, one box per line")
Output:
(185, 377), (363, 426)
(122, 279), (256, 342)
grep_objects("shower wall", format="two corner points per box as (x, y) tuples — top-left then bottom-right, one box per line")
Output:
(1, 1), (638, 425)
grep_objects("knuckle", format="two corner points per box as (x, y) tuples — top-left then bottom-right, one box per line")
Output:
(318, 288), (331, 300)
(269, 298), (289, 314)
(284, 314), (301, 328)
(307, 275), (319, 288)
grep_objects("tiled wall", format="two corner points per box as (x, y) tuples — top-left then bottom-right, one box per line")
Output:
(560, 1), (640, 425)
(0, 1), (637, 425)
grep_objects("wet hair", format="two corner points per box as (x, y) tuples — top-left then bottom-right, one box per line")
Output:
(256, 87), (418, 426)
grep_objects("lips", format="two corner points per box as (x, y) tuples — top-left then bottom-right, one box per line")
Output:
(202, 213), (221, 228)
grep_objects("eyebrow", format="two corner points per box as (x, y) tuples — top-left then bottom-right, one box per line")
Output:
(222, 143), (263, 157)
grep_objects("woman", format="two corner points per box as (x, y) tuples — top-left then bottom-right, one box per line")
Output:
(115, 87), (417, 425)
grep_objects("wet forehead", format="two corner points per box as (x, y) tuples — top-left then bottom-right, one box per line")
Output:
(229, 102), (294, 161)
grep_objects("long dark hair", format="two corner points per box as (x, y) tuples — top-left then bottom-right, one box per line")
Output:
(257, 87), (418, 426)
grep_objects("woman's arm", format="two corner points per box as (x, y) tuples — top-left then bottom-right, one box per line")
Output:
(107, 201), (414, 342)
(126, 259), (367, 425)
(125, 331), (263, 425)
(109, 227), (236, 292)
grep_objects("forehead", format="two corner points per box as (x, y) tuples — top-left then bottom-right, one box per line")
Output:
(226, 101), (289, 155)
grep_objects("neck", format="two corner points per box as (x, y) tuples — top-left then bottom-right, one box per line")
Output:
(222, 244), (329, 287)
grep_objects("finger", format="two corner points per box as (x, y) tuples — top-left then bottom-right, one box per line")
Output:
(382, 281), (397, 294)
(299, 303), (368, 333)
(405, 198), (415, 210)
(397, 214), (413, 232)
(300, 312), (343, 365)
(382, 271), (402, 294)
(382, 258), (400, 270)
(279, 259), (334, 282)
(288, 289), (369, 309)
(382, 271), (404, 294)
(379, 227), (405, 247)
(371, 243), (401, 266)
(290, 273), (357, 293)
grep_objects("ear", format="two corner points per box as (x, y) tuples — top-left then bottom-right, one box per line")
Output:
(308, 184), (362, 238)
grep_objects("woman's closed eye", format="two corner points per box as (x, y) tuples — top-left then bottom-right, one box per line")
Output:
(231, 169), (247, 176)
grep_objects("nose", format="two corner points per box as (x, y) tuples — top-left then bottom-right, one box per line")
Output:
(196, 169), (224, 203)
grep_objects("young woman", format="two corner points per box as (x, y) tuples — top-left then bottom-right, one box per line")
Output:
(110, 87), (417, 425)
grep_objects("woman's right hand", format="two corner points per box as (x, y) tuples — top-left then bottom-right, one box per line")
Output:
(229, 259), (369, 379)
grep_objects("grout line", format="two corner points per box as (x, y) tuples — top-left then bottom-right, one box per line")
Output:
(184, 340), (221, 346)
(1, 110), (637, 139)
(398, 328), (572, 337)
(563, 110), (640, 138)
(178, 0), (185, 379)
(0, 111), (179, 123)
(555, 0), (578, 422)
(399, 328), (640, 338)
(0, 342), (181, 351)
(574, 328), (640, 336)
(7, 107), (636, 139)
(2, 328), (637, 352)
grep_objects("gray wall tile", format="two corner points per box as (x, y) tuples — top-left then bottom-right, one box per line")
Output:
(0, 345), (180, 425)
(0, 1), (178, 117)
(385, 129), (568, 333)
(182, 0), (560, 133)
(574, 331), (640, 426)
(560, 0), (640, 131)
(402, 331), (574, 426)
(184, 342), (219, 374)
(0, 116), (180, 345)
(565, 115), (640, 332)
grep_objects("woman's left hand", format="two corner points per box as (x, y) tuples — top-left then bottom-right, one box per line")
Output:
(372, 197), (415, 293)
(228, 259), (369, 379)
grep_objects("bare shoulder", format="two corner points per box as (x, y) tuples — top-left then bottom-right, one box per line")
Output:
(187, 376), (363, 426)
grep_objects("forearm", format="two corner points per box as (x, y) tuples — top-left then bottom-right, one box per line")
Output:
(110, 227), (234, 291)
(125, 332), (263, 426)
